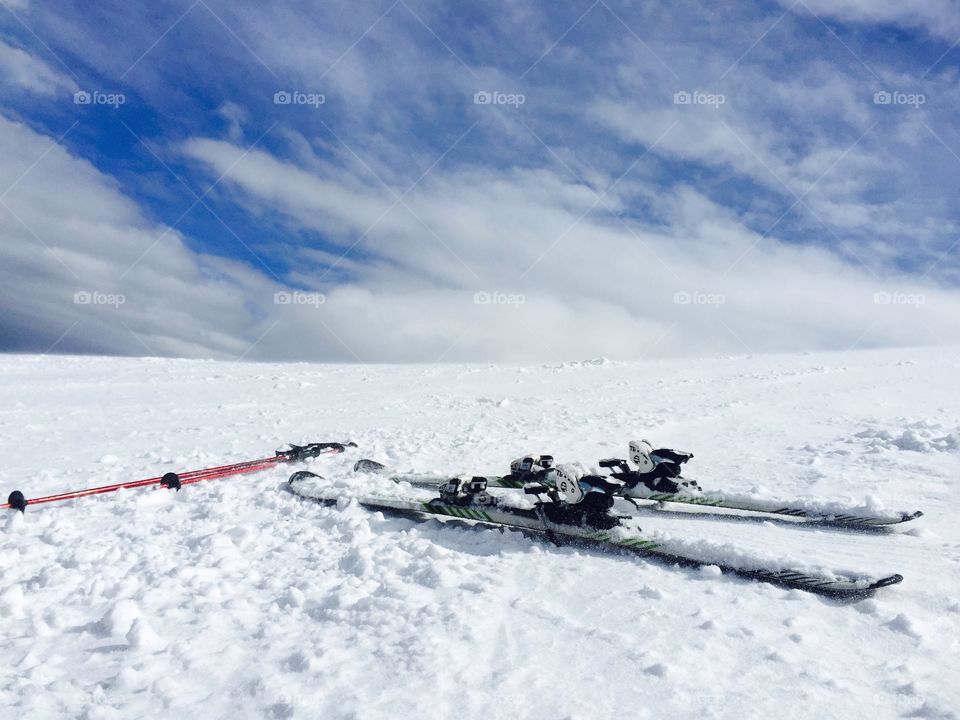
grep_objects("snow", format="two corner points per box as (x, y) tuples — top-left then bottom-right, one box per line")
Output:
(1, 348), (959, 718)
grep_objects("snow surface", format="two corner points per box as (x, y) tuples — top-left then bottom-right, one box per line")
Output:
(1, 349), (959, 719)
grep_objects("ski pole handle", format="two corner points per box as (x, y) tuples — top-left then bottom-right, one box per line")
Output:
(276, 442), (358, 462)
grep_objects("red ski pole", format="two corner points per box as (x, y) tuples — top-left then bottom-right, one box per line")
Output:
(3, 441), (356, 512)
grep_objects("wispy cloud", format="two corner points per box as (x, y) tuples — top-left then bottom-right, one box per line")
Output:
(0, 38), (78, 95)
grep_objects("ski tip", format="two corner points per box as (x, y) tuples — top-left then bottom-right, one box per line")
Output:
(871, 573), (904, 590)
(354, 458), (387, 474)
(7, 490), (26, 513)
(288, 470), (323, 485)
(160, 473), (181, 491)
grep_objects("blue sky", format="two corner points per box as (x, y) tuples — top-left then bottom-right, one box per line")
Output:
(1, 0), (959, 361)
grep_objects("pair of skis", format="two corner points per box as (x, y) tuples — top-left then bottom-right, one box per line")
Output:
(287, 447), (919, 598)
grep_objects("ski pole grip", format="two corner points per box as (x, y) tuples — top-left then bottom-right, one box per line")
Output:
(277, 442), (358, 462)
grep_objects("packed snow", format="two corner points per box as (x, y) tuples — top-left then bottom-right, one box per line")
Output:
(1, 348), (959, 719)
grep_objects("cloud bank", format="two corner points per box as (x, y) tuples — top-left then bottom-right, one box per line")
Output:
(1, 0), (959, 361)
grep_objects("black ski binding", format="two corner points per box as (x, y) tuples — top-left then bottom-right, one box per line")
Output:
(540, 492), (619, 530)
(603, 458), (699, 494)
(598, 458), (631, 474)
(507, 454), (553, 484)
(439, 477), (494, 506)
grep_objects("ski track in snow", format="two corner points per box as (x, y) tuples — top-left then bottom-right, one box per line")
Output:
(0, 349), (958, 719)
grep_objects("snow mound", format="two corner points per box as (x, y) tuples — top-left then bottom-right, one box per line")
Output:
(99, 599), (141, 637)
(0, 584), (25, 618)
(126, 618), (165, 652)
(852, 420), (959, 453)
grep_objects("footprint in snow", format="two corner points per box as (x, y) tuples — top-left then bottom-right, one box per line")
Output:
(644, 663), (669, 677)
(883, 613), (923, 640)
(636, 585), (664, 600)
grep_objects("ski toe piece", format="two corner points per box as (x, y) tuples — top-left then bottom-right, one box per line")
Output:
(288, 470), (323, 484)
(871, 574), (904, 590)
(354, 459), (388, 474)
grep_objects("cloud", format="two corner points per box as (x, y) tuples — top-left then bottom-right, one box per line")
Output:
(216, 101), (248, 143)
(584, 27), (960, 273)
(179, 134), (960, 360)
(0, 113), (276, 358)
(0, 39), (78, 96)
(778, 0), (960, 42)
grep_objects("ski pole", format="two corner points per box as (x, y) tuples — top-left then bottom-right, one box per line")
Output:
(3, 441), (357, 512)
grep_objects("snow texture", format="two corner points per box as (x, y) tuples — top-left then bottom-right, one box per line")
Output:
(1, 349), (959, 719)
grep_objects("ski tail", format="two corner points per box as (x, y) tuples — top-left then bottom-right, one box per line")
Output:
(627, 486), (923, 528)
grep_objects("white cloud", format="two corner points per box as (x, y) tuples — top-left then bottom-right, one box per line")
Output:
(0, 40), (78, 96)
(779, 0), (960, 42)
(179, 134), (960, 360)
(586, 46), (958, 268)
(216, 101), (248, 143)
(0, 113), (274, 358)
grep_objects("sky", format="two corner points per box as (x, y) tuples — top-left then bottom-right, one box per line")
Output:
(1, 0), (959, 362)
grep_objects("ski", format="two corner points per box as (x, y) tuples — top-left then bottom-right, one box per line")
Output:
(351, 456), (923, 530)
(288, 471), (903, 598)
(608, 482), (921, 528)
(3, 441), (357, 512)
